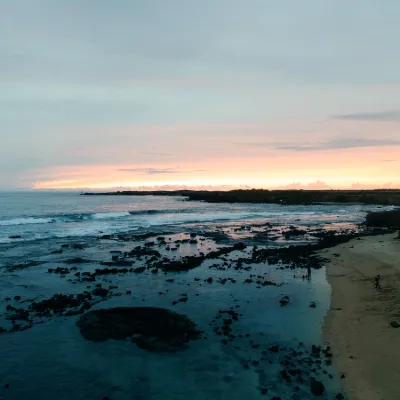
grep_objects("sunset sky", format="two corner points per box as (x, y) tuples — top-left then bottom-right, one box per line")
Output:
(1, 0), (399, 190)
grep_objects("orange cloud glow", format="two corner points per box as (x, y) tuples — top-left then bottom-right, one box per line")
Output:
(27, 118), (400, 190)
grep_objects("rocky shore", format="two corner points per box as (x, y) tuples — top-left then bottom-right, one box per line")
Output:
(0, 208), (397, 399)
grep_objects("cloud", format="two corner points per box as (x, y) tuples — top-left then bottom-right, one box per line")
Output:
(333, 110), (400, 121)
(118, 167), (206, 175)
(2, 1), (400, 188)
(275, 181), (332, 190)
(139, 152), (175, 156)
(350, 182), (400, 189)
(268, 138), (400, 151)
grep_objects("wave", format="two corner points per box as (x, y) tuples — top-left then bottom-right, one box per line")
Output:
(0, 209), (190, 227)
(129, 209), (164, 215)
(0, 206), (360, 231)
(0, 217), (55, 226)
(92, 211), (131, 220)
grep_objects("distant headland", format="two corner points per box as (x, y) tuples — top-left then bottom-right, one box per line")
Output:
(81, 189), (400, 206)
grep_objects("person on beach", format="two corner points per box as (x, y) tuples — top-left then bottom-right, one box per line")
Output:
(374, 274), (381, 289)
(307, 265), (311, 280)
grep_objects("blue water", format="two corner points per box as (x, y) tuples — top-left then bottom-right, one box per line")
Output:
(0, 192), (391, 399)
(0, 191), (387, 244)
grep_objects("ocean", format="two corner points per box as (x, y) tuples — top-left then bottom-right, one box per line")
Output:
(0, 191), (384, 244)
(0, 192), (390, 399)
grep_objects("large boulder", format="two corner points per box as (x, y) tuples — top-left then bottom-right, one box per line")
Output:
(310, 377), (325, 396)
(365, 209), (400, 228)
(77, 307), (201, 352)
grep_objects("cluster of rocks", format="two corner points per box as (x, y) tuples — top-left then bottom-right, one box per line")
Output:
(279, 296), (290, 306)
(237, 340), (344, 398)
(62, 257), (91, 264)
(1, 286), (114, 332)
(4, 225), (377, 399)
(210, 308), (241, 345)
(5, 260), (44, 272)
(48, 266), (77, 274)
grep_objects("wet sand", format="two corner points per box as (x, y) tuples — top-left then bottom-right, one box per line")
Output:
(322, 232), (400, 400)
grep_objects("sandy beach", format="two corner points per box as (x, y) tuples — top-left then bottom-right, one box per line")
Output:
(322, 232), (400, 400)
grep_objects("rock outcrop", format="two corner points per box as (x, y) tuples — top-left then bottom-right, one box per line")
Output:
(365, 209), (400, 228)
(77, 307), (201, 352)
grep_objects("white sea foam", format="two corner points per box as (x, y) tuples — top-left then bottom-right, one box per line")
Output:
(91, 211), (131, 220)
(0, 217), (54, 226)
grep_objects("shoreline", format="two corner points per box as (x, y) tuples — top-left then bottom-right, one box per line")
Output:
(321, 232), (400, 400)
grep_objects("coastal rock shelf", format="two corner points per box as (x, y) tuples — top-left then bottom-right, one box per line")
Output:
(77, 307), (201, 352)
(81, 189), (400, 206)
(365, 208), (400, 228)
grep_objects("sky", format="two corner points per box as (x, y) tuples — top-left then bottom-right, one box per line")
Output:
(1, 0), (400, 190)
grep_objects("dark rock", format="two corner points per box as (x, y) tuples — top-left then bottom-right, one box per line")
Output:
(9, 235), (22, 239)
(178, 297), (188, 303)
(310, 377), (325, 396)
(155, 255), (204, 272)
(365, 208), (400, 228)
(92, 287), (109, 297)
(6, 261), (43, 271)
(102, 260), (132, 267)
(233, 242), (247, 251)
(261, 280), (277, 286)
(336, 393), (345, 400)
(390, 321), (400, 328)
(29, 292), (92, 315)
(77, 307), (201, 352)
(14, 296), (21, 301)
(6, 307), (29, 321)
(279, 296), (290, 306)
(128, 246), (161, 258)
(71, 243), (87, 250)
(311, 345), (321, 358)
(63, 258), (91, 264)
(258, 387), (268, 395)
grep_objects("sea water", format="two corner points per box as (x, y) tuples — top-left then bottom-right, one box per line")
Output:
(0, 192), (390, 399)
